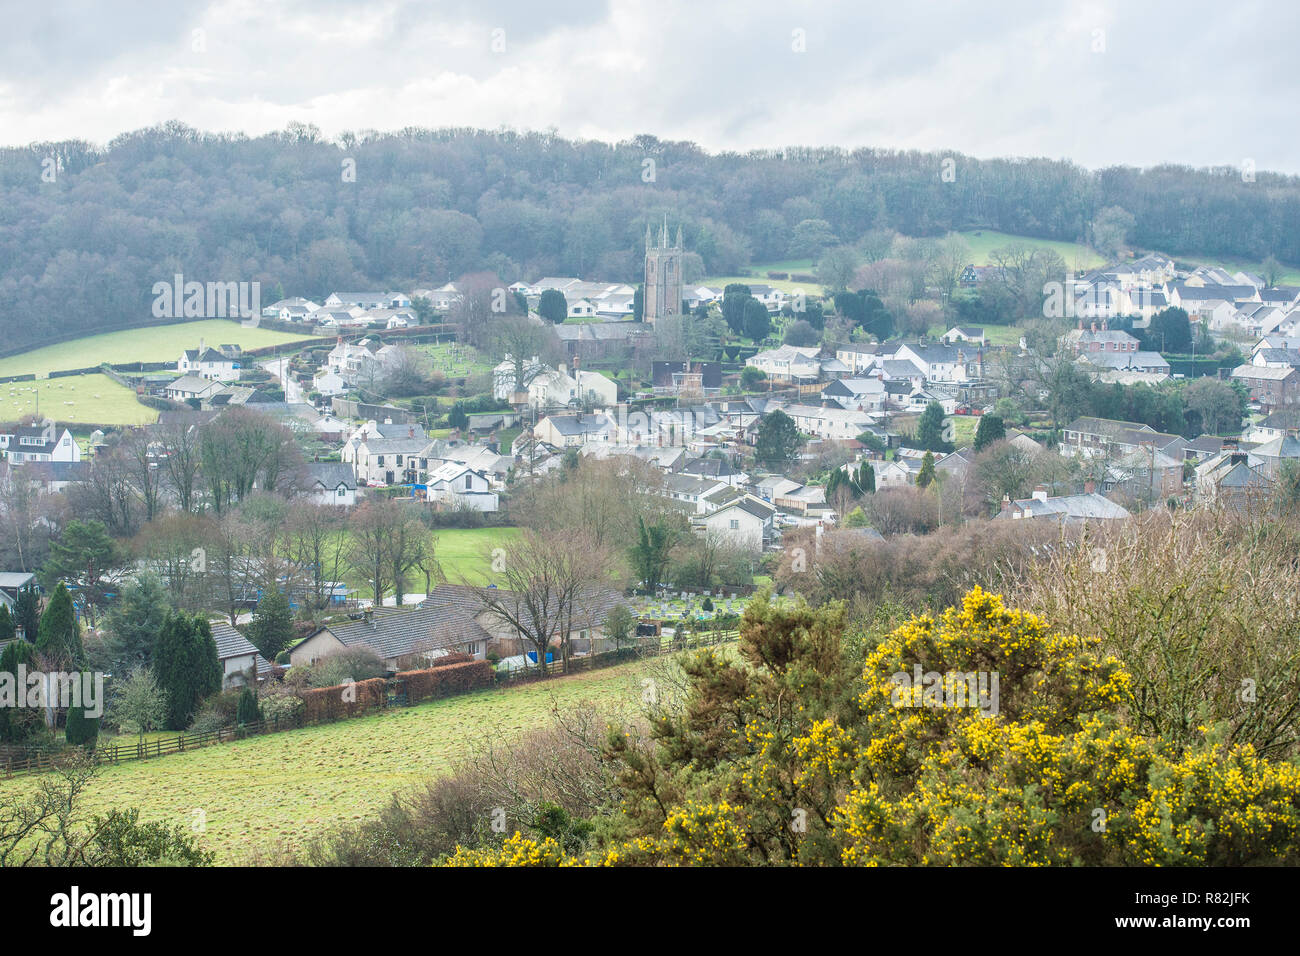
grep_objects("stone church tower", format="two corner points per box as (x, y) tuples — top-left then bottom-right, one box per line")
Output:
(643, 218), (684, 324)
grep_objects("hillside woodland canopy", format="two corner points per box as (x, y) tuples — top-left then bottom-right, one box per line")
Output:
(2, 123), (1299, 353)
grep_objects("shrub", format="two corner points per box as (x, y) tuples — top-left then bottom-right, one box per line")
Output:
(258, 693), (305, 724)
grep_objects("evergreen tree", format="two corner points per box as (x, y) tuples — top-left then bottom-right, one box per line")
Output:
(249, 587), (293, 659)
(915, 401), (952, 452)
(538, 289), (568, 323)
(101, 572), (171, 673)
(35, 584), (83, 668)
(0, 639), (39, 743)
(916, 451), (937, 488)
(0, 605), (14, 644)
(13, 585), (39, 642)
(237, 687), (260, 725)
(973, 413), (1006, 451)
(856, 461), (876, 494)
(65, 702), (99, 749)
(754, 410), (802, 468)
(154, 614), (223, 730)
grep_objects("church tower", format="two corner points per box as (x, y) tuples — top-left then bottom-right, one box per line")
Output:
(643, 217), (684, 325)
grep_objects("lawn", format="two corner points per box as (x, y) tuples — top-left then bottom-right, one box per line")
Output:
(0, 374), (156, 425)
(705, 273), (822, 295)
(956, 229), (1105, 272)
(0, 660), (662, 863)
(0, 320), (317, 378)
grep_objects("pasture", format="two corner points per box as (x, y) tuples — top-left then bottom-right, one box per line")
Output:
(0, 374), (156, 426)
(0, 320), (316, 378)
(0, 659), (659, 863)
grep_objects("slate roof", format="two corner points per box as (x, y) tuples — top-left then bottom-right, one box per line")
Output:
(209, 620), (273, 674)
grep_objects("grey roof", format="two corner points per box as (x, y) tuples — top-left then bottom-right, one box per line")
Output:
(999, 492), (1131, 521)
(0, 572), (35, 589)
(209, 620), (273, 673)
(304, 462), (356, 490)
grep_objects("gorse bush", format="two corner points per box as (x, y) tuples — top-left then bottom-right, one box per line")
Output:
(443, 588), (1300, 866)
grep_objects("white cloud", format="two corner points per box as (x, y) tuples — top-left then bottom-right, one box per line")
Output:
(1, 0), (1297, 171)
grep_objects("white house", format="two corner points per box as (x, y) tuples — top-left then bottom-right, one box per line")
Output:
(0, 419), (82, 464)
(302, 463), (358, 506)
(701, 497), (776, 555)
(426, 462), (498, 512)
(178, 341), (240, 382)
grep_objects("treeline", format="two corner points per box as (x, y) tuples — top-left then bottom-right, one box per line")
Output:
(2, 123), (1299, 352)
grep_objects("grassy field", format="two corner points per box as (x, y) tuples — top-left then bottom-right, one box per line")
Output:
(950, 415), (979, 448)
(336, 526), (522, 597)
(0, 320), (317, 378)
(434, 526), (521, 585)
(956, 229), (1104, 272)
(0, 373), (156, 425)
(0, 660), (660, 863)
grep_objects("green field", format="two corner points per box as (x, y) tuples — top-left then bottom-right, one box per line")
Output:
(336, 526), (522, 597)
(0, 320), (316, 378)
(0, 660), (657, 863)
(0, 373), (156, 425)
(956, 229), (1105, 272)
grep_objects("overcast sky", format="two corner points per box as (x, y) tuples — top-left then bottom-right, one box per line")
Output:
(2, 0), (1295, 172)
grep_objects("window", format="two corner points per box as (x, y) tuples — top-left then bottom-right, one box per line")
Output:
(729, 519), (739, 530)
(337, 486), (346, 497)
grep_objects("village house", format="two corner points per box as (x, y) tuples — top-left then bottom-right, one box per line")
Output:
(0, 419), (82, 464)
(178, 340), (241, 381)
(1231, 364), (1300, 411)
(996, 485), (1131, 524)
(301, 462), (358, 506)
(700, 496), (777, 555)
(209, 620), (273, 689)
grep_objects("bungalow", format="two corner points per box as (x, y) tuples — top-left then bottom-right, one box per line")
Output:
(943, 326), (986, 346)
(996, 486), (1131, 524)
(0, 572), (35, 615)
(533, 413), (615, 448)
(209, 620), (273, 689)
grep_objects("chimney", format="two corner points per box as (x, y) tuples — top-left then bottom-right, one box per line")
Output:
(1084, 479), (1095, 494)
(1101, 319), (1108, 331)
(408, 426), (414, 438)
(199, 337), (205, 353)
(1091, 321), (1097, 334)
(1001, 494), (1012, 513)
(1032, 484), (1049, 502)
(363, 607), (373, 624)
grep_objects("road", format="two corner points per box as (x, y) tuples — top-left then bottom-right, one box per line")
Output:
(262, 356), (305, 404)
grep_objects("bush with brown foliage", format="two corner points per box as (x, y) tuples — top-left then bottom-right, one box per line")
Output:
(775, 519), (1060, 612)
(300, 677), (388, 722)
(394, 661), (493, 705)
(1012, 504), (1300, 759)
